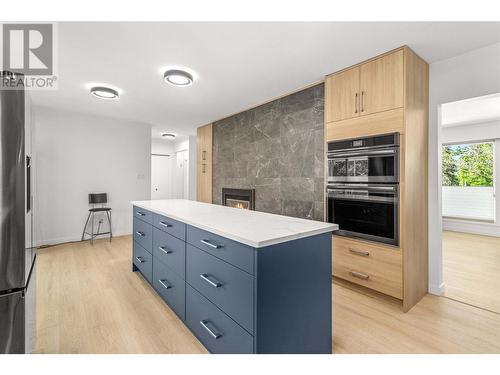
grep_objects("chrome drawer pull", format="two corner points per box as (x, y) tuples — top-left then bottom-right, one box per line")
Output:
(136, 231), (145, 237)
(200, 320), (222, 339)
(159, 221), (172, 228)
(158, 279), (172, 289)
(159, 246), (172, 254)
(200, 273), (222, 288)
(136, 212), (146, 216)
(349, 248), (370, 257)
(135, 256), (145, 263)
(349, 271), (370, 280)
(200, 239), (222, 249)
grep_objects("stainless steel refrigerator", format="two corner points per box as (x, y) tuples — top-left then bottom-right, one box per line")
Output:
(0, 71), (36, 354)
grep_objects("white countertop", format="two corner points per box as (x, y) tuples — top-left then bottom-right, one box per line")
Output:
(131, 199), (338, 248)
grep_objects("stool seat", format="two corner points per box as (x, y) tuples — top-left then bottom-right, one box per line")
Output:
(89, 207), (111, 212)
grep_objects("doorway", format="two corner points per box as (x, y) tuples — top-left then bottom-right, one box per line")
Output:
(439, 93), (500, 313)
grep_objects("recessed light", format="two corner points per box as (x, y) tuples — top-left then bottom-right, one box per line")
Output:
(161, 133), (176, 139)
(163, 69), (193, 87)
(90, 86), (119, 100)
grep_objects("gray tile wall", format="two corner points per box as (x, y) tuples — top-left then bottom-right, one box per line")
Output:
(212, 83), (325, 221)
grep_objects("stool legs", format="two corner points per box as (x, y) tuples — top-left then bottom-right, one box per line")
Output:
(82, 209), (112, 244)
(91, 211), (95, 245)
(81, 211), (92, 241)
(106, 210), (113, 242)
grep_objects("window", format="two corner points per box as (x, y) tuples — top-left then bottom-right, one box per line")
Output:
(442, 142), (495, 221)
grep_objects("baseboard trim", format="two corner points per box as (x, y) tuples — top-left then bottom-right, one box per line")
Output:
(35, 231), (131, 248)
(429, 282), (445, 296)
(443, 219), (500, 237)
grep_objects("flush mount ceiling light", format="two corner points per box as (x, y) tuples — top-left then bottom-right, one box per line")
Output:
(163, 69), (194, 87)
(90, 86), (119, 100)
(161, 133), (176, 139)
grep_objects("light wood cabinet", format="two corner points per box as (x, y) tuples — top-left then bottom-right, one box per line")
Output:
(332, 236), (402, 299)
(325, 49), (404, 124)
(326, 46), (429, 312)
(359, 49), (404, 115)
(326, 108), (404, 141)
(325, 67), (360, 122)
(196, 124), (212, 203)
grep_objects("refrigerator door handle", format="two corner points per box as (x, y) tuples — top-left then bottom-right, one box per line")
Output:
(26, 155), (31, 213)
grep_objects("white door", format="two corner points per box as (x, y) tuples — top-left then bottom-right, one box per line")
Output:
(173, 150), (188, 199)
(151, 155), (173, 199)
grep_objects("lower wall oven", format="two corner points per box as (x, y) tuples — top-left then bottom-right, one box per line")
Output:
(327, 183), (399, 246)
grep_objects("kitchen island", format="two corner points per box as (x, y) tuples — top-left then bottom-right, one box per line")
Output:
(131, 199), (337, 354)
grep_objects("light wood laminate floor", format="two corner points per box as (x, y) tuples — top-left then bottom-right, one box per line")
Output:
(443, 230), (500, 314)
(36, 236), (500, 354)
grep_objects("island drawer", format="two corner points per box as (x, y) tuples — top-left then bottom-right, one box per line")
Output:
(153, 228), (186, 279)
(185, 284), (253, 354)
(186, 244), (254, 334)
(133, 206), (153, 224)
(133, 242), (153, 283)
(153, 213), (186, 241)
(333, 236), (402, 299)
(133, 217), (152, 253)
(153, 259), (186, 320)
(187, 225), (254, 275)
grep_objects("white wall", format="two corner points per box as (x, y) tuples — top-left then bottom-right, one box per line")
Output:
(428, 42), (500, 294)
(34, 107), (151, 246)
(442, 120), (500, 144)
(152, 137), (174, 155)
(441, 120), (500, 236)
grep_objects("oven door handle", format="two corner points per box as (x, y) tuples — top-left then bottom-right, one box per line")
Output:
(364, 186), (396, 192)
(328, 149), (396, 158)
(328, 184), (396, 192)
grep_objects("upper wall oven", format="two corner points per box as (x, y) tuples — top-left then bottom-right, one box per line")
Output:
(328, 133), (400, 184)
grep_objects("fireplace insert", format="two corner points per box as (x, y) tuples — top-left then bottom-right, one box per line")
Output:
(222, 188), (255, 210)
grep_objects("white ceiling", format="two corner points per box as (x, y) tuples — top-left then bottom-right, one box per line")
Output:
(441, 93), (500, 127)
(31, 22), (500, 138)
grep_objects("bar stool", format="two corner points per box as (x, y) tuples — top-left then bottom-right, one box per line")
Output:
(81, 193), (112, 244)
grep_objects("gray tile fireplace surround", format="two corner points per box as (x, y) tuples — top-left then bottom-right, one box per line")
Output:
(212, 83), (325, 221)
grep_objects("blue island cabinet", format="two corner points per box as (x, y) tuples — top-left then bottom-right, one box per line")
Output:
(132, 205), (332, 354)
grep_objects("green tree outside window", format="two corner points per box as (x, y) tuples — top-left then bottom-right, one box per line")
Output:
(442, 142), (493, 187)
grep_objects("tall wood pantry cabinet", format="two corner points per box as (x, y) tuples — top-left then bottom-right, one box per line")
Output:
(325, 46), (429, 312)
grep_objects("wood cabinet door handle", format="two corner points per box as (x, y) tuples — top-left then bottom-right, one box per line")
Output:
(354, 93), (358, 114)
(202, 163), (206, 173)
(349, 248), (370, 257)
(202, 150), (206, 160)
(361, 91), (365, 112)
(349, 270), (370, 280)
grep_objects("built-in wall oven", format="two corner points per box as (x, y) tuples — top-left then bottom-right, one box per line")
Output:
(327, 133), (399, 184)
(327, 133), (400, 246)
